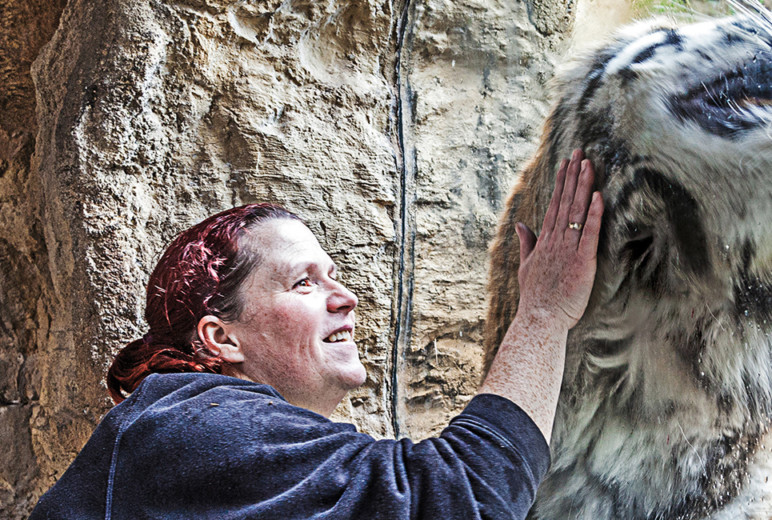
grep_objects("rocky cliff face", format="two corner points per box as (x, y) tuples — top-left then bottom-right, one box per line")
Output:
(1, 0), (580, 516)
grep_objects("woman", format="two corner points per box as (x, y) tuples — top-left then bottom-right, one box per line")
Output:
(30, 150), (602, 519)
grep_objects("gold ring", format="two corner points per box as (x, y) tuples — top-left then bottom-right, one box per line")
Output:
(568, 222), (583, 231)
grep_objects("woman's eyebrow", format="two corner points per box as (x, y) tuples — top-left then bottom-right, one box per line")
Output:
(284, 260), (325, 275)
(283, 261), (312, 277)
(281, 257), (336, 277)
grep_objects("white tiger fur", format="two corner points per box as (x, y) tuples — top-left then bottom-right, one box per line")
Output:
(485, 5), (772, 519)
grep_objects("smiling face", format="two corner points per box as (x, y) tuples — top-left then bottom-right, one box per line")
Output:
(224, 218), (366, 415)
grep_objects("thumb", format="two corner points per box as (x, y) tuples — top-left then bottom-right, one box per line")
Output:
(516, 222), (537, 264)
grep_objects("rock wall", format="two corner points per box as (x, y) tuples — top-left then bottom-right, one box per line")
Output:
(0, 0), (70, 513)
(0, 0), (583, 516)
(395, 0), (569, 436)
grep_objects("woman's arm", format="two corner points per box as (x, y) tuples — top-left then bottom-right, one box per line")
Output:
(479, 149), (604, 443)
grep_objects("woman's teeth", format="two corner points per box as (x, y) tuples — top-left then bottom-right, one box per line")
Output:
(325, 331), (352, 343)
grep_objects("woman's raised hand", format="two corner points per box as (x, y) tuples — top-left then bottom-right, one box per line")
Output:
(515, 149), (604, 329)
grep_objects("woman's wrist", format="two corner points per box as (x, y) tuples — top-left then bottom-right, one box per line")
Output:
(480, 309), (568, 443)
(514, 302), (573, 334)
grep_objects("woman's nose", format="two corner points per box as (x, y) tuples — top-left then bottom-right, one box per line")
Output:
(328, 281), (358, 313)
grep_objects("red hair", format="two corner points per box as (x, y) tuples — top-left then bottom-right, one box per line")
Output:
(107, 203), (300, 403)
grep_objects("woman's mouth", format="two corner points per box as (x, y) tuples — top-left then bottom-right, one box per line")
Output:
(323, 330), (353, 343)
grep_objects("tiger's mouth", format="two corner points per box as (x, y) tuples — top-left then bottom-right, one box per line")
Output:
(668, 51), (772, 139)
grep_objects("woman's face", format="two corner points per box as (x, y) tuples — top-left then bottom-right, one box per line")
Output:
(227, 218), (366, 415)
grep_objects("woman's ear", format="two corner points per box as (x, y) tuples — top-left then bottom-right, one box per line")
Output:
(197, 315), (245, 364)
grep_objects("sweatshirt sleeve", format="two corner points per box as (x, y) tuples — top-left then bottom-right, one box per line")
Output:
(342, 393), (550, 520)
(110, 380), (550, 520)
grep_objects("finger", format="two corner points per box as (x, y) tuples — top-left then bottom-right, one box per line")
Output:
(566, 159), (595, 243)
(542, 159), (568, 237)
(578, 192), (604, 259)
(516, 222), (537, 264)
(556, 149), (584, 232)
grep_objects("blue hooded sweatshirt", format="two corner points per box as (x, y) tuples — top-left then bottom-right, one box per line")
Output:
(30, 373), (549, 519)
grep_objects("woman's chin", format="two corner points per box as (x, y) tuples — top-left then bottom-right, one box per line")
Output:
(324, 341), (367, 387)
(336, 358), (367, 390)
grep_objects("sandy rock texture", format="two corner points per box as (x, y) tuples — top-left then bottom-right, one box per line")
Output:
(1, 0), (578, 516)
(394, 0), (570, 437)
(0, 0), (70, 514)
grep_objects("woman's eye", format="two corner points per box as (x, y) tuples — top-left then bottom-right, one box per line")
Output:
(294, 278), (312, 288)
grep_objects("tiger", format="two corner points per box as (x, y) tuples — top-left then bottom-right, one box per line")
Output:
(485, 6), (772, 520)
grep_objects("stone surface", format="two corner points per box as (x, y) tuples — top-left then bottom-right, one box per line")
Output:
(1, 0), (586, 516)
(0, 0), (70, 515)
(395, 0), (569, 437)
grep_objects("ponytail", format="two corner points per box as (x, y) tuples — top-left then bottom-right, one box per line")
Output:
(107, 335), (223, 403)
